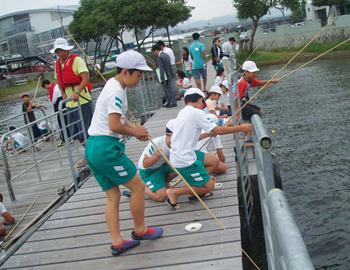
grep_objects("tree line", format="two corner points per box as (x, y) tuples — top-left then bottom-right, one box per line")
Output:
(69, 0), (193, 73)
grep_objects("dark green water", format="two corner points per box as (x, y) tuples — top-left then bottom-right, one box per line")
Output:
(254, 57), (350, 269)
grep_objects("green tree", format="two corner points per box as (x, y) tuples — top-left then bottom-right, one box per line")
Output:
(233, 0), (304, 53)
(290, 6), (305, 23)
(69, 0), (115, 74)
(156, 2), (193, 48)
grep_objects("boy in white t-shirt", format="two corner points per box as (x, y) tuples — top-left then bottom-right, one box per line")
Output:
(136, 119), (177, 202)
(175, 70), (192, 98)
(196, 114), (227, 175)
(5, 126), (30, 152)
(0, 194), (16, 236)
(166, 88), (252, 210)
(85, 51), (163, 257)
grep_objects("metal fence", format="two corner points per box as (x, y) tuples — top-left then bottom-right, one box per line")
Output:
(251, 114), (314, 270)
(0, 71), (162, 201)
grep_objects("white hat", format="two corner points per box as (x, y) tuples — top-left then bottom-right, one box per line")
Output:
(166, 119), (175, 134)
(184, 88), (205, 99)
(184, 88), (207, 109)
(206, 114), (218, 124)
(50, 38), (74, 54)
(210, 85), (223, 95)
(116, 51), (152, 71)
(221, 79), (229, 89)
(242, 60), (259, 72)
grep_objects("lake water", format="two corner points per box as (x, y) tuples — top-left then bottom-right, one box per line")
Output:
(256, 57), (350, 269)
(0, 58), (349, 269)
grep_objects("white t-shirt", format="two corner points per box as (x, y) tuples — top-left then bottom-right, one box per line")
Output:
(170, 106), (217, 168)
(163, 47), (176, 65)
(11, 132), (29, 148)
(215, 76), (224, 86)
(180, 77), (192, 89)
(183, 56), (192, 71)
(51, 84), (62, 104)
(196, 131), (223, 153)
(138, 135), (170, 170)
(0, 202), (7, 214)
(88, 78), (127, 138)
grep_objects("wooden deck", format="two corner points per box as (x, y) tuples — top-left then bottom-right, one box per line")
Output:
(0, 136), (84, 244)
(1, 100), (243, 269)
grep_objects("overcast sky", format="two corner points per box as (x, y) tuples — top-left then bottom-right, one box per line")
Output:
(0, 0), (238, 22)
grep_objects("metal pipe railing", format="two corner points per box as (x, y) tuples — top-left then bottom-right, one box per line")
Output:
(251, 114), (313, 270)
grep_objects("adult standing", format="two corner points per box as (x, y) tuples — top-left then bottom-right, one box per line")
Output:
(189, 33), (208, 92)
(152, 44), (177, 108)
(50, 38), (93, 168)
(211, 38), (223, 71)
(156, 41), (180, 100)
(221, 37), (237, 75)
(42, 79), (70, 147)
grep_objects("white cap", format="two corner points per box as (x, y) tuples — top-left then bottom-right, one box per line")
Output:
(116, 51), (152, 71)
(184, 88), (205, 99)
(221, 79), (229, 89)
(50, 38), (74, 54)
(166, 119), (175, 133)
(184, 88), (207, 109)
(210, 85), (223, 95)
(242, 60), (259, 72)
(206, 114), (218, 124)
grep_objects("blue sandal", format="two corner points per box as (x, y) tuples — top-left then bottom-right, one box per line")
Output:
(110, 240), (140, 256)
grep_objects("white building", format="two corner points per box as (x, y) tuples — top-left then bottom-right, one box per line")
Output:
(305, 1), (350, 26)
(0, 6), (137, 59)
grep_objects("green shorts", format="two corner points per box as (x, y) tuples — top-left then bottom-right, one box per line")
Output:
(140, 163), (173, 192)
(85, 136), (137, 191)
(176, 153), (210, 188)
(181, 89), (186, 95)
(195, 150), (205, 164)
(185, 70), (191, 76)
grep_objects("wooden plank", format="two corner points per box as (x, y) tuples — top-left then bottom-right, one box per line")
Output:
(4, 235), (241, 269)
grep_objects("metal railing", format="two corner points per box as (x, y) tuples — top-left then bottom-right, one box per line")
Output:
(228, 67), (254, 230)
(251, 114), (314, 270)
(0, 109), (64, 201)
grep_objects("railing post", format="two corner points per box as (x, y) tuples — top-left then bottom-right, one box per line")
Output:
(0, 147), (15, 201)
(268, 189), (314, 270)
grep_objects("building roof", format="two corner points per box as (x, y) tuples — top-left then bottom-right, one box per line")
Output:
(0, 5), (78, 20)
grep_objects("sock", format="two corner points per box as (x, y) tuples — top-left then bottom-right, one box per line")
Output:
(135, 227), (155, 236)
(113, 240), (127, 247)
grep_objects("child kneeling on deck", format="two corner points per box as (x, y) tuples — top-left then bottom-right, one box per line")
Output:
(137, 119), (177, 202)
(85, 51), (163, 257)
(166, 88), (252, 210)
(196, 114), (227, 175)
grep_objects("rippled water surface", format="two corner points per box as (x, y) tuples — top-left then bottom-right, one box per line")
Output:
(255, 57), (350, 269)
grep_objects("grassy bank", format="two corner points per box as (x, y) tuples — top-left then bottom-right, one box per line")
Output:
(236, 40), (350, 66)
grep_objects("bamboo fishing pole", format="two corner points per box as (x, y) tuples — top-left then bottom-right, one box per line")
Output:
(198, 16), (339, 152)
(144, 54), (157, 68)
(237, 47), (258, 72)
(52, 11), (225, 229)
(33, 76), (41, 105)
(4, 195), (39, 240)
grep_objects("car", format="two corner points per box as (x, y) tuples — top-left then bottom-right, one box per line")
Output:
(239, 32), (250, 39)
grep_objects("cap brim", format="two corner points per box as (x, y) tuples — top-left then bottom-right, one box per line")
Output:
(138, 65), (153, 72)
(50, 45), (74, 54)
(248, 68), (260, 72)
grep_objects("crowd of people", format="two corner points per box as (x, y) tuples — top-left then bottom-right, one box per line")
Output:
(0, 34), (279, 254)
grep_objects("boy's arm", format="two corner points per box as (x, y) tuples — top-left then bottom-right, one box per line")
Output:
(211, 123), (252, 136)
(202, 49), (207, 67)
(259, 79), (279, 85)
(2, 212), (15, 225)
(26, 99), (35, 112)
(37, 104), (48, 110)
(143, 149), (162, 168)
(217, 148), (225, 163)
(109, 113), (149, 141)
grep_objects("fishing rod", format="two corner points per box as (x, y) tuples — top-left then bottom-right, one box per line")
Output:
(237, 47), (258, 72)
(51, 11), (225, 229)
(198, 16), (338, 152)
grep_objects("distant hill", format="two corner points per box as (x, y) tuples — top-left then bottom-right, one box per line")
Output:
(153, 7), (291, 35)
